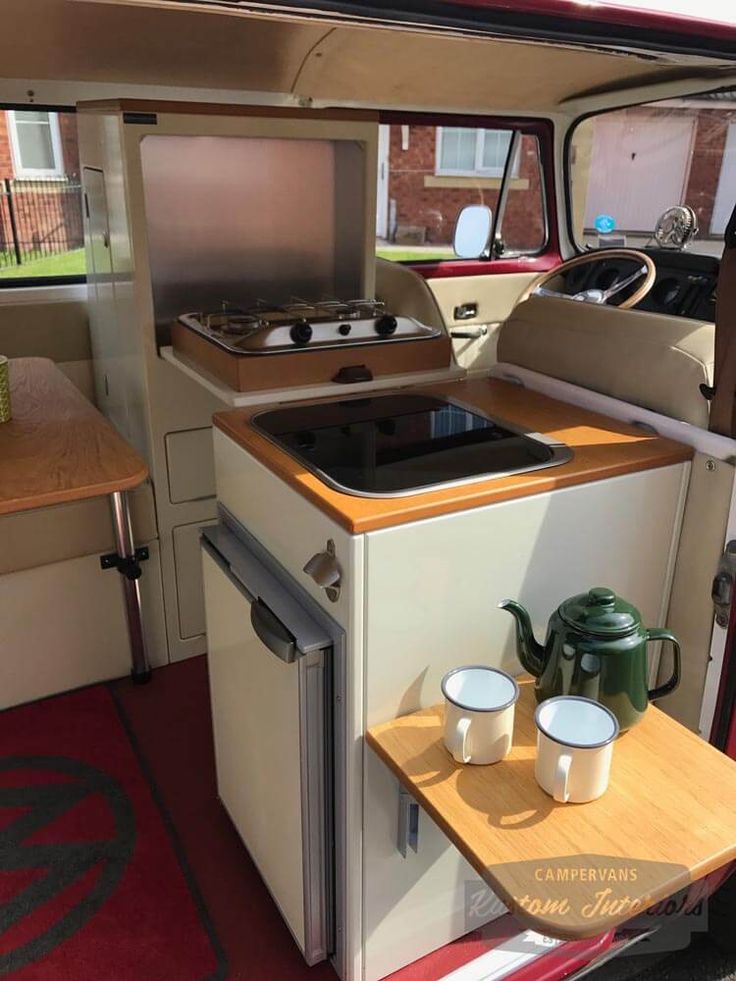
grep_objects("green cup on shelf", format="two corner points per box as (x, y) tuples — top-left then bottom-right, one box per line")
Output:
(0, 356), (11, 423)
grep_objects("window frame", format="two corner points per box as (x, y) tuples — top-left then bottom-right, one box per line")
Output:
(0, 103), (85, 290)
(7, 110), (65, 179)
(435, 126), (519, 178)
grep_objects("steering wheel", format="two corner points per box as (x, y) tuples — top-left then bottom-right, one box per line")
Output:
(518, 249), (657, 310)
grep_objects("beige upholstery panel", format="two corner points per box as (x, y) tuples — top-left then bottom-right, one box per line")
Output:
(0, 301), (90, 361)
(375, 258), (446, 331)
(0, 542), (168, 709)
(429, 272), (538, 372)
(0, 299), (94, 400)
(660, 453), (733, 732)
(498, 295), (714, 428)
(59, 359), (96, 403)
(0, 481), (157, 576)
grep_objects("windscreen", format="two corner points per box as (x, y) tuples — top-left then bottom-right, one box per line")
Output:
(569, 93), (735, 260)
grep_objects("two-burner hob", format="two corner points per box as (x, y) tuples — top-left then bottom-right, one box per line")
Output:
(177, 299), (441, 356)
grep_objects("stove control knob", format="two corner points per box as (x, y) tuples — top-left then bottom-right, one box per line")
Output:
(290, 319), (313, 346)
(338, 323), (352, 336)
(375, 314), (398, 336)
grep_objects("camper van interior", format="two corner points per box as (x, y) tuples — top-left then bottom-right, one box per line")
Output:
(0, 1), (736, 979)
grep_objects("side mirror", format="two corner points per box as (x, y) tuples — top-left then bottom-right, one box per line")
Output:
(453, 205), (493, 259)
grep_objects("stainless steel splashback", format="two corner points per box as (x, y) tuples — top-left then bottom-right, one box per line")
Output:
(139, 134), (367, 337)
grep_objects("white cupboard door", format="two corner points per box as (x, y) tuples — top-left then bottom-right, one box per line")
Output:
(361, 463), (688, 980)
(203, 551), (306, 951)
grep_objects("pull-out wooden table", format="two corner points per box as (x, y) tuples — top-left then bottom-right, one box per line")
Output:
(0, 358), (151, 681)
(367, 678), (736, 942)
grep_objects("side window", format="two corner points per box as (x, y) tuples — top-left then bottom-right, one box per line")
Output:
(375, 123), (546, 263)
(1, 108), (85, 283)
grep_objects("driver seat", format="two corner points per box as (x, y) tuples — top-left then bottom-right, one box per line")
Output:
(497, 294), (714, 429)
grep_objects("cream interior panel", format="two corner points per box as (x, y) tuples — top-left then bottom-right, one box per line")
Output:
(0, 540), (168, 709)
(1, 1), (729, 113)
(428, 272), (537, 371)
(203, 551), (306, 951)
(165, 428), (216, 504)
(0, 482), (157, 576)
(498, 295), (714, 427)
(362, 462), (687, 978)
(661, 453), (733, 732)
(173, 519), (217, 639)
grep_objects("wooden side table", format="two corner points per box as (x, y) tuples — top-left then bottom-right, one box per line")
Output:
(0, 358), (152, 681)
(367, 678), (736, 940)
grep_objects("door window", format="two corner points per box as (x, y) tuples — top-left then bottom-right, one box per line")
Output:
(376, 123), (547, 264)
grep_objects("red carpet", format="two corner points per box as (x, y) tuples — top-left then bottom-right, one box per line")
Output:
(113, 656), (337, 981)
(0, 685), (221, 979)
(0, 660), (615, 980)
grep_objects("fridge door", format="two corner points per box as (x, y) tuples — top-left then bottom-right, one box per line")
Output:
(201, 524), (333, 965)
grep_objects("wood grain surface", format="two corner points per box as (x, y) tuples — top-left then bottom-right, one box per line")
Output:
(213, 376), (693, 534)
(366, 679), (736, 940)
(0, 358), (148, 515)
(171, 321), (452, 392)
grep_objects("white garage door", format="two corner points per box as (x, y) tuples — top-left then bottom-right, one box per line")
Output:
(584, 112), (695, 233)
(711, 121), (736, 235)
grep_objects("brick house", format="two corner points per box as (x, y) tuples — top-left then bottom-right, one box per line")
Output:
(0, 110), (83, 263)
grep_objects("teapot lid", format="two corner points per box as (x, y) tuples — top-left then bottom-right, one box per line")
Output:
(559, 587), (641, 637)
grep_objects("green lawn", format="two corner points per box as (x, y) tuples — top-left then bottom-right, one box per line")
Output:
(0, 247), (446, 278)
(376, 248), (454, 262)
(0, 249), (86, 279)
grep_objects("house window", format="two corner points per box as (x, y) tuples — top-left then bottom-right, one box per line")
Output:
(8, 110), (64, 178)
(436, 127), (515, 177)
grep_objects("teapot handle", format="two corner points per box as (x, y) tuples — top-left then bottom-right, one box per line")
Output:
(646, 628), (681, 700)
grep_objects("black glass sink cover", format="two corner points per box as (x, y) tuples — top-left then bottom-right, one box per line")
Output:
(253, 393), (572, 497)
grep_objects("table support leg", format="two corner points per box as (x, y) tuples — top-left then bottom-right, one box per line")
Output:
(110, 490), (152, 684)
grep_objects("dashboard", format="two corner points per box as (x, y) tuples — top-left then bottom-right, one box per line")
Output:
(562, 248), (719, 322)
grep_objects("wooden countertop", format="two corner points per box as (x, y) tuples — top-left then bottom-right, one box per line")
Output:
(366, 680), (736, 940)
(0, 358), (148, 515)
(213, 377), (693, 534)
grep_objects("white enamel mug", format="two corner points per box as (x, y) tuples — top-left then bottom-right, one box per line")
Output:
(535, 696), (620, 803)
(441, 666), (519, 765)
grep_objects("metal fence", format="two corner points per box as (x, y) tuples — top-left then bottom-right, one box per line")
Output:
(0, 177), (84, 270)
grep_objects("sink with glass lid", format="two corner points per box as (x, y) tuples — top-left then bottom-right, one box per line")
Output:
(252, 393), (572, 497)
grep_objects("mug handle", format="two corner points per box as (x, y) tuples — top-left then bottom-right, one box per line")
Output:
(646, 628), (681, 701)
(448, 717), (471, 764)
(553, 754), (572, 803)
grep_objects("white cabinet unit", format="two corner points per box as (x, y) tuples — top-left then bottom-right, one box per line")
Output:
(209, 427), (689, 981)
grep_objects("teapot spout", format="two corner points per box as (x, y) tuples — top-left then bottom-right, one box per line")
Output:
(498, 599), (546, 677)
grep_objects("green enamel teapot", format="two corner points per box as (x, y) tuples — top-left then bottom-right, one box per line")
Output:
(499, 587), (681, 731)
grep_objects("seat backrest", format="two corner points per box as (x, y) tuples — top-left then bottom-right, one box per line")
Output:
(497, 295), (714, 429)
(375, 257), (446, 331)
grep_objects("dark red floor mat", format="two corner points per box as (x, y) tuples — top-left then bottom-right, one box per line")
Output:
(113, 657), (337, 981)
(0, 685), (222, 979)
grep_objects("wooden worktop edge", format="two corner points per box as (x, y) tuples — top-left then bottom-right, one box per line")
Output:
(213, 382), (693, 535)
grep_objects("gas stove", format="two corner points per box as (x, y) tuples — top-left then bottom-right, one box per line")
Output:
(177, 299), (441, 356)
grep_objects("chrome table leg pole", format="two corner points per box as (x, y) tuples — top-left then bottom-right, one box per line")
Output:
(110, 489), (152, 684)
